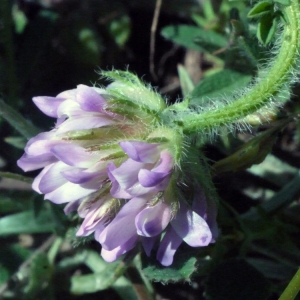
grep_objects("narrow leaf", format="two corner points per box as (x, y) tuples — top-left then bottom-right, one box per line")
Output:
(273, 0), (290, 5)
(243, 171), (300, 220)
(0, 99), (39, 139)
(257, 13), (277, 45)
(0, 210), (56, 236)
(212, 119), (290, 174)
(24, 253), (52, 297)
(248, 1), (273, 18)
(177, 64), (195, 97)
(0, 172), (33, 184)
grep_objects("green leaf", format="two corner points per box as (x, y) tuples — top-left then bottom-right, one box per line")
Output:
(0, 99), (39, 139)
(0, 210), (56, 236)
(76, 28), (101, 65)
(257, 13), (277, 45)
(161, 25), (227, 53)
(247, 154), (298, 187)
(109, 15), (131, 47)
(141, 252), (197, 283)
(212, 119), (290, 174)
(0, 171), (33, 184)
(70, 251), (135, 295)
(243, 171), (300, 220)
(205, 259), (271, 300)
(177, 64), (195, 97)
(247, 258), (294, 280)
(112, 277), (139, 300)
(12, 3), (28, 34)
(273, 0), (290, 5)
(191, 69), (252, 106)
(70, 268), (127, 295)
(247, 1), (273, 18)
(23, 253), (52, 297)
(4, 136), (27, 149)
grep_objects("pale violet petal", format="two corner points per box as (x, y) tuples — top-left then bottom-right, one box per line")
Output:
(76, 85), (106, 112)
(51, 144), (100, 168)
(119, 141), (160, 163)
(156, 227), (182, 266)
(171, 202), (212, 247)
(135, 201), (171, 237)
(33, 96), (65, 118)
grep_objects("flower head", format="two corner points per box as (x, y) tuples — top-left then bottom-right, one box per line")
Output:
(18, 71), (217, 266)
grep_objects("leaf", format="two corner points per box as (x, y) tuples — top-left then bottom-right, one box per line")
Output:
(273, 0), (290, 5)
(191, 69), (252, 106)
(212, 120), (289, 175)
(4, 136), (27, 149)
(247, 1), (273, 18)
(242, 171), (300, 220)
(70, 251), (134, 295)
(205, 259), (271, 300)
(247, 154), (298, 187)
(0, 210), (57, 236)
(247, 258), (294, 280)
(108, 15), (131, 47)
(112, 277), (139, 300)
(23, 253), (52, 297)
(161, 25), (227, 53)
(0, 99), (39, 139)
(0, 172), (33, 184)
(177, 64), (195, 97)
(141, 252), (197, 283)
(257, 13), (277, 45)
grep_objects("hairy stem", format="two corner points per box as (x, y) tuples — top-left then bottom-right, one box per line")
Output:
(179, 0), (300, 135)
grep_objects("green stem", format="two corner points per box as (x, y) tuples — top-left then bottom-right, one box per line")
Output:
(179, 0), (300, 135)
(279, 268), (300, 300)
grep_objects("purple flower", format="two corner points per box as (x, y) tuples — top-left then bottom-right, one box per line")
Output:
(18, 76), (217, 266)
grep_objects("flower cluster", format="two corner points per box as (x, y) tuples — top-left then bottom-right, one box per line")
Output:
(18, 72), (216, 266)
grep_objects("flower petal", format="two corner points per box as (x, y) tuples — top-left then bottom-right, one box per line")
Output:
(152, 150), (173, 173)
(51, 144), (100, 168)
(119, 141), (160, 163)
(138, 169), (170, 187)
(76, 85), (106, 112)
(17, 153), (57, 172)
(61, 166), (106, 184)
(141, 236), (157, 257)
(156, 227), (182, 266)
(64, 198), (82, 214)
(55, 115), (116, 134)
(110, 159), (144, 190)
(32, 163), (54, 193)
(44, 180), (100, 204)
(33, 96), (65, 118)
(171, 202), (212, 247)
(56, 99), (81, 118)
(99, 197), (147, 250)
(24, 131), (55, 153)
(135, 201), (171, 237)
(101, 235), (137, 262)
(38, 161), (71, 193)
